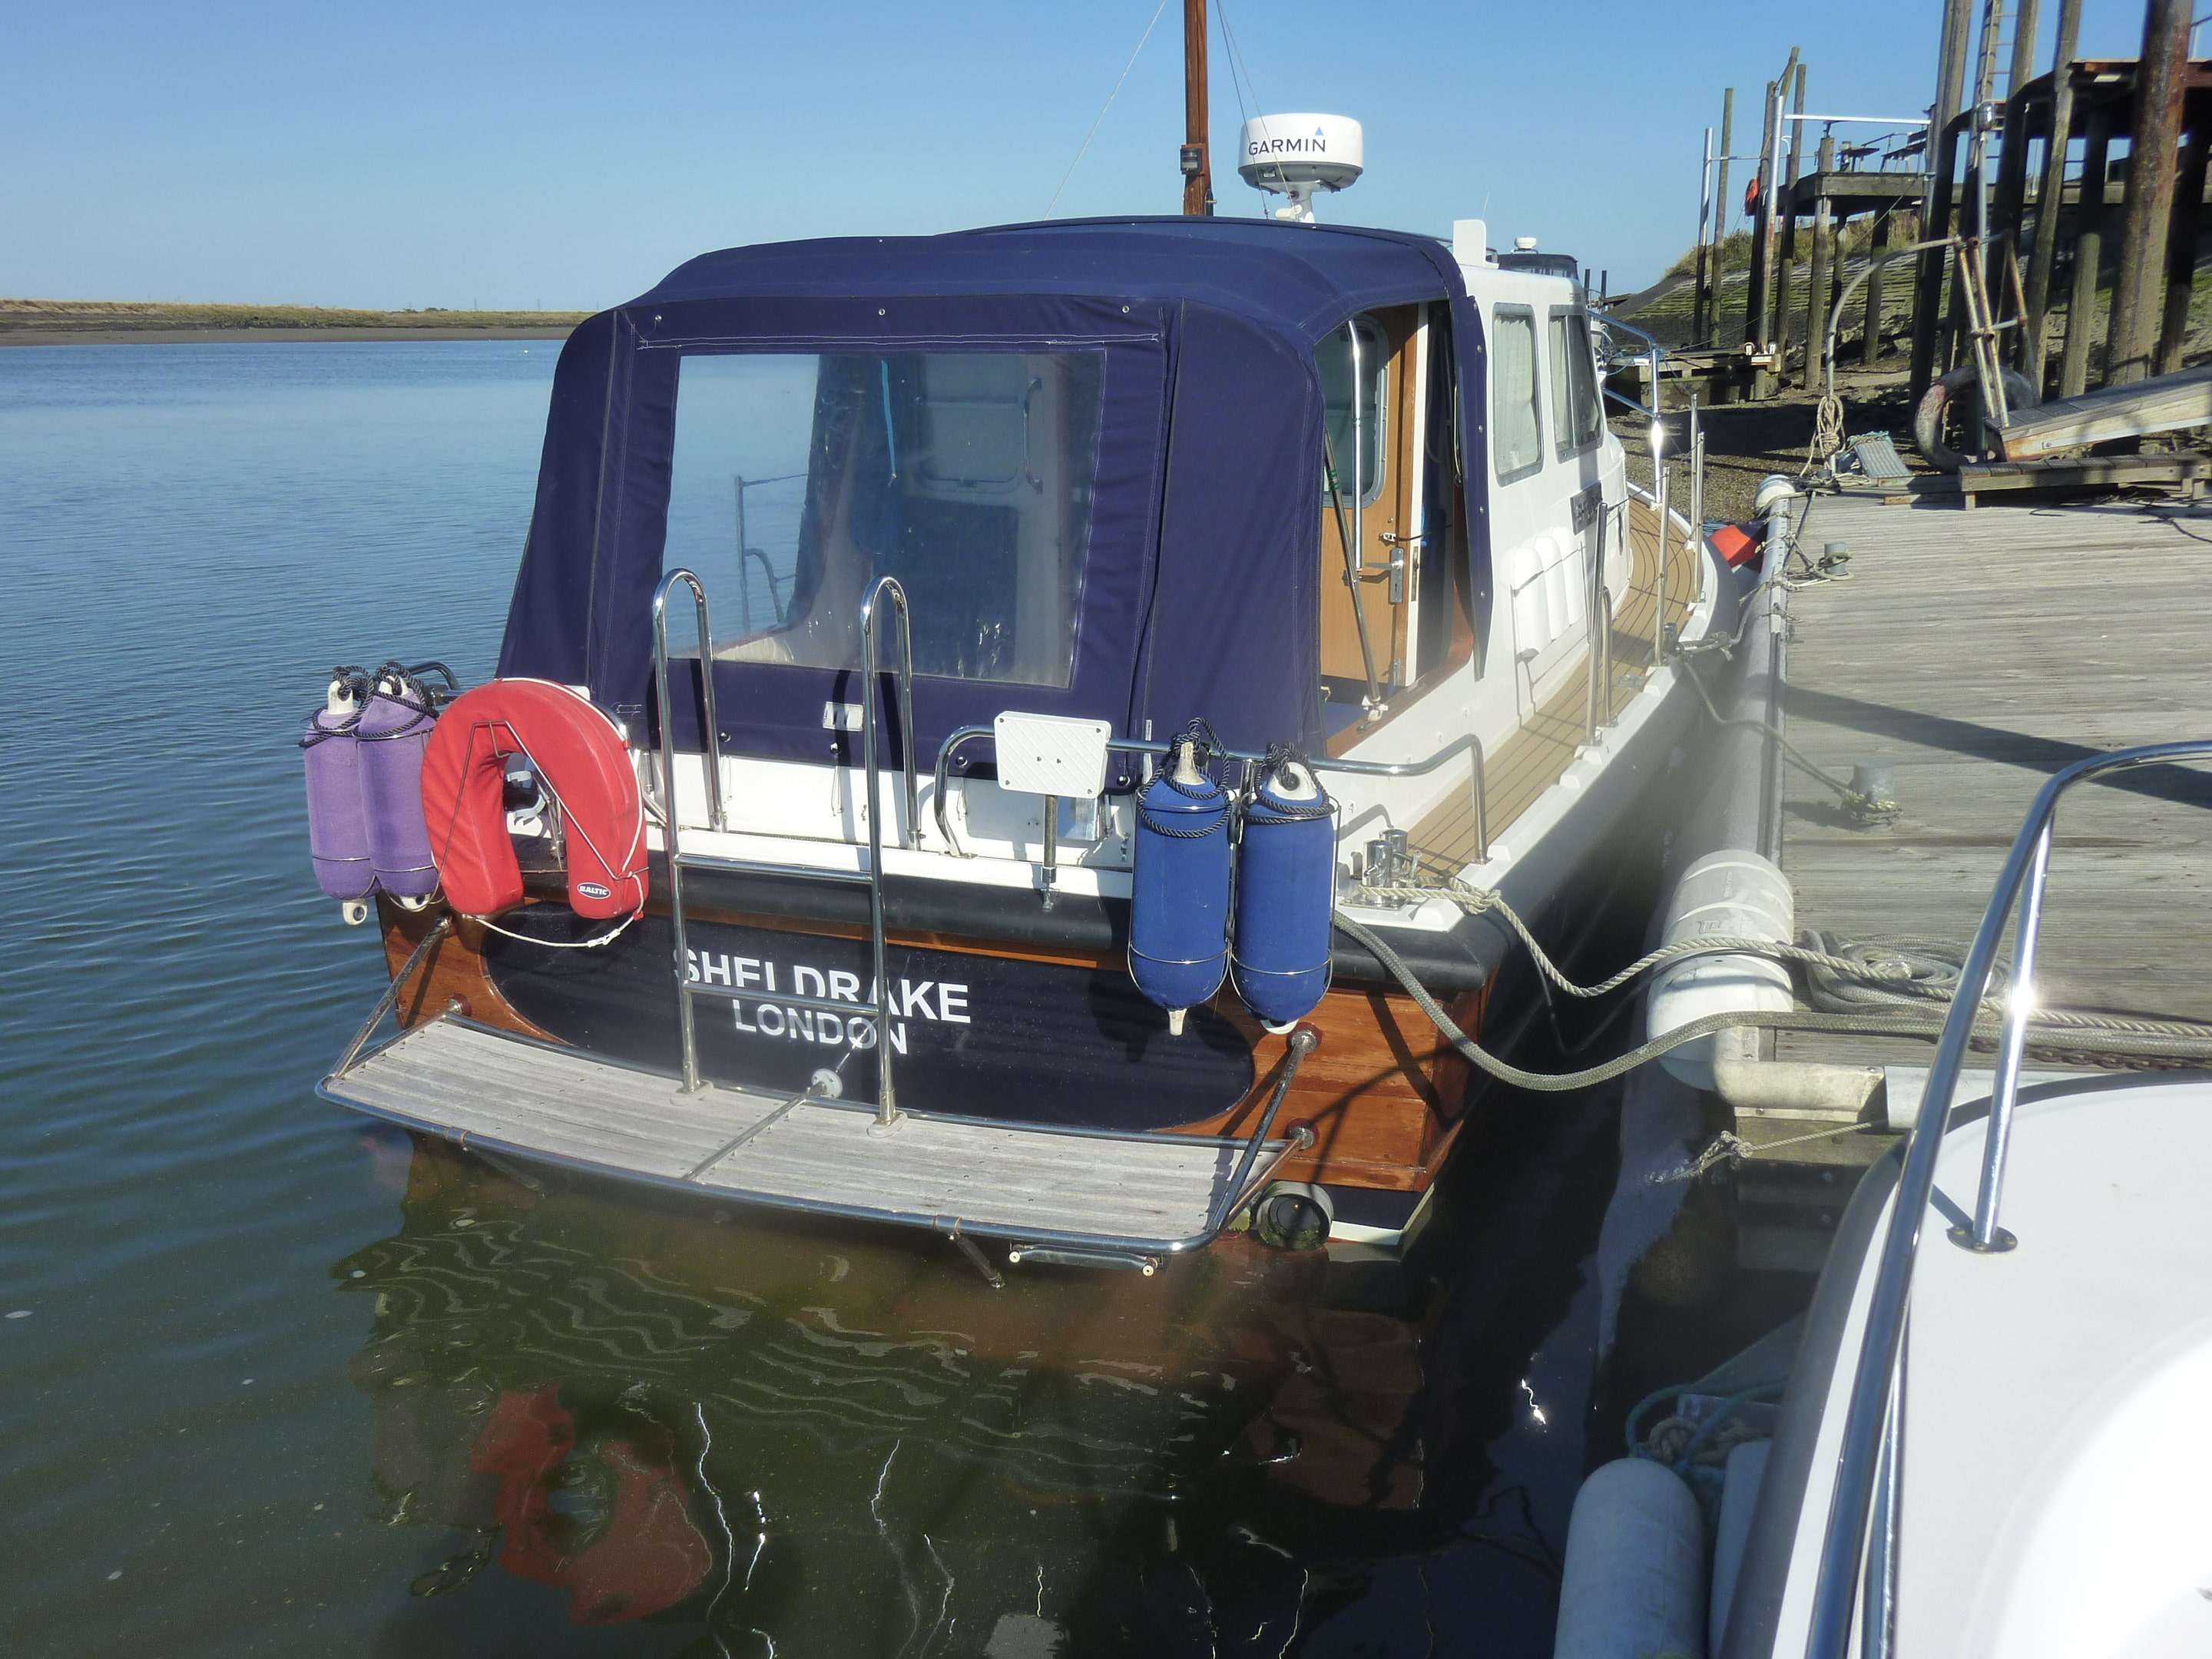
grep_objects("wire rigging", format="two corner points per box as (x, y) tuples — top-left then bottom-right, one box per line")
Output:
(1213, 0), (1270, 200)
(1045, 0), (1174, 217)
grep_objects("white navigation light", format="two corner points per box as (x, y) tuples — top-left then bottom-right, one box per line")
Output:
(1238, 114), (1364, 223)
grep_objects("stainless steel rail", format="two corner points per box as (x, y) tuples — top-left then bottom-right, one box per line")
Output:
(858, 574), (915, 1127)
(1599, 310), (1669, 541)
(1803, 737), (2212, 1659)
(1584, 586), (1614, 744)
(332, 916), (452, 1078)
(653, 571), (726, 834)
(651, 567), (913, 1119)
(929, 727), (1489, 868)
(653, 570), (721, 1094)
(1210, 1026), (1317, 1230)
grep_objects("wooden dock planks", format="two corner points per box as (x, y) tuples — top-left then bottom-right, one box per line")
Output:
(1994, 363), (2212, 462)
(1411, 496), (1697, 869)
(1773, 495), (2212, 1071)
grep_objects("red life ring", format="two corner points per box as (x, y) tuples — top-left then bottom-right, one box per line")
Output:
(420, 679), (647, 920)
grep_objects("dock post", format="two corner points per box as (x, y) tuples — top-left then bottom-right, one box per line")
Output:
(1747, 79), (1778, 363)
(1776, 63), (1807, 361)
(2059, 101), (2115, 396)
(1942, 0), (2008, 379)
(1912, 0), (1976, 399)
(2023, 0), (2086, 389)
(1750, 61), (1793, 396)
(1772, 61), (1808, 369)
(1863, 206), (1893, 363)
(2155, 115), (2208, 376)
(1712, 88), (1736, 348)
(1988, 0), (2044, 359)
(1693, 125), (1715, 346)
(1802, 135), (1836, 388)
(2108, 0), (2191, 385)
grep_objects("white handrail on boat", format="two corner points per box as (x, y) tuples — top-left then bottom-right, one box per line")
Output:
(1803, 737), (2212, 1659)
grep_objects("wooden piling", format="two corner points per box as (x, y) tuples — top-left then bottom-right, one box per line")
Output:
(1711, 87), (1735, 348)
(2023, 0), (2087, 389)
(1693, 125), (1715, 346)
(1776, 63), (1809, 363)
(1747, 77), (1782, 372)
(2107, 0), (2191, 386)
(1912, 0), (1976, 398)
(1988, 0), (2045, 342)
(2156, 118), (2209, 376)
(1800, 135), (1836, 387)
(1863, 206), (1893, 363)
(2059, 100), (2114, 397)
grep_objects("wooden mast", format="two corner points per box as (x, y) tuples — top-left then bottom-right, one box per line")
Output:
(1181, 0), (1214, 215)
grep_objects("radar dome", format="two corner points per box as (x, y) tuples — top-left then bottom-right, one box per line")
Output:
(1237, 114), (1364, 221)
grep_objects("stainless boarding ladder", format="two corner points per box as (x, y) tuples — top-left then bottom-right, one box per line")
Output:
(1802, 738), (2212, 1659)
(651, 568), (916, 1125)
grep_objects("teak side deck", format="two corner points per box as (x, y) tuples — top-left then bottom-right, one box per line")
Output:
(1410, 495), (1696, 866)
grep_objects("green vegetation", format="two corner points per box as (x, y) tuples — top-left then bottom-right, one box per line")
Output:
(0, 299), (588, 336)
(1664, 213), (1923, 280)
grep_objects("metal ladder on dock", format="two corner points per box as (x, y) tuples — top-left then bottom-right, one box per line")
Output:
(651, 566), (916, 1122)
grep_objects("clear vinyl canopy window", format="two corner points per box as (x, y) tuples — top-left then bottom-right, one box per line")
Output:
(664, 349), (1105, 689)
(1318, 316), (1386, 505)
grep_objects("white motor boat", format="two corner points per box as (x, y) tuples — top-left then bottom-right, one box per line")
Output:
(1558, 739), (2212, 1658)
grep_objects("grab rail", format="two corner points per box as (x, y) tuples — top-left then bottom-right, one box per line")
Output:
(652, 568), (719, 1092)
(652, 571), (727, 833)
(1599, 311), (1668, 547)
(1803, 738), (2212, 1659)
(651, 566), (911, 1121)
(858, 575), (915, 1127)
(930, 727), (1488, 869)
(1584, 586), (1613, 744)
(738, 547), (789, 629)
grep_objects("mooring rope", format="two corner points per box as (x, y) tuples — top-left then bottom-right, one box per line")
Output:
(1332, 894), (2212, 1097)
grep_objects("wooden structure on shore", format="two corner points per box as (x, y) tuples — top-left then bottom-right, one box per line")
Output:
(1669, 2), (2212, 417)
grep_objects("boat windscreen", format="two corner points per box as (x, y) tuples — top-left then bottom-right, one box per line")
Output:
(665, 349), (1104, 690)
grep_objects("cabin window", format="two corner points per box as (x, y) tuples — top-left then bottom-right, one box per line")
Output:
(1492, 306), (1543, 482)
(664, 349), (1104, 689)
(1549, 310), (1603, 456)
(1318, 316), (1387, 505)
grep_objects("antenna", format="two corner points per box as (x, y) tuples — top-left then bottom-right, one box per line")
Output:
(1237, 114), (1364, 223)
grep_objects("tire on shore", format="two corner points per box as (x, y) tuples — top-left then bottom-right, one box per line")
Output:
(1912, 363), (2040, 472)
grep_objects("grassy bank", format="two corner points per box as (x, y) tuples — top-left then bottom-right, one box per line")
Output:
(0, 298), (589, 340)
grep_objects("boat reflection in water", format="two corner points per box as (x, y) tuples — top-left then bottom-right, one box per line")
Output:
(334, 1129), (1587, 1654)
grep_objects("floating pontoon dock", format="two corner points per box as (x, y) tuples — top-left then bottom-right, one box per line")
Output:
(1725, 493), (2212, 1260)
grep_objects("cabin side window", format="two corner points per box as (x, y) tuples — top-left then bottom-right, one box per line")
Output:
(1317, 316), (1387, 505)
(1491, 306), (1543, 483)
(663, 349), (1104, 689)
(1548, 310), (1603, 457)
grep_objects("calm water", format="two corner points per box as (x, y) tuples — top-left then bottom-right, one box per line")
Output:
(0, 342), (1631, 1657)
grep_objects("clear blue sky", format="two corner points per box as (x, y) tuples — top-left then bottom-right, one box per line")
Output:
(2, 1), (2160, 310)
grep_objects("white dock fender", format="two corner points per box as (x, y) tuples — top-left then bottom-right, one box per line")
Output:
(1554, 1457), (1707, 1659)
(1708, 1438), (1771, 1657)
(1646, 849), (1795, 1091)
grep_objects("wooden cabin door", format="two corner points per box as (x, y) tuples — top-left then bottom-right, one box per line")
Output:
(1319, 306), (1422, 717)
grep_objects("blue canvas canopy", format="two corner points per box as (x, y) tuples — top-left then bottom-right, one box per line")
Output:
(497, 217), (1490, 775)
